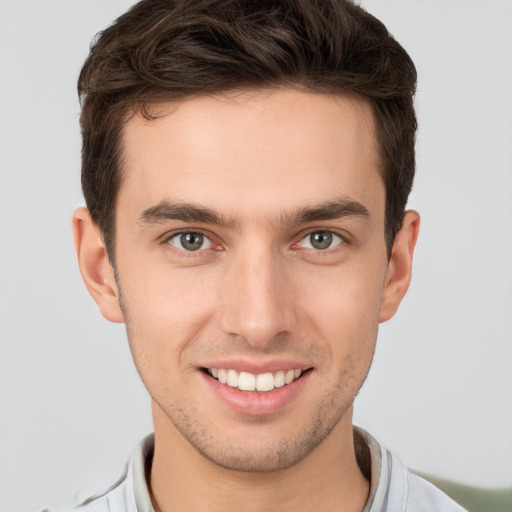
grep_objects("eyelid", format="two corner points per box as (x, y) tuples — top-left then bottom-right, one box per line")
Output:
(293, 229), (347, 251)
(159, 227), (349, 254)
(169, 232), (212, 250)
(162, 228), (222, 254)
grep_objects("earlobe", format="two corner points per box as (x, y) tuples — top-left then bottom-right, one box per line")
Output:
(71, 207), (124, 323)
(378, 210), (420, 323)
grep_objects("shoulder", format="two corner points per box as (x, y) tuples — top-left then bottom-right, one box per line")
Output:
(39, 464), (137, 512)
(386, 451), (468, 512)
(356, 427), (467, 512)
(36, 434), (154, 512)
(405, 472), (468, 511)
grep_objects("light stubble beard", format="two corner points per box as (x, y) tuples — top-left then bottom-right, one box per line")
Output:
(152, 365), (365, 473)
(117, 278), (376, 473)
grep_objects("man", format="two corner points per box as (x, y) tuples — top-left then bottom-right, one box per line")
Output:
(64, 0), (466, 510)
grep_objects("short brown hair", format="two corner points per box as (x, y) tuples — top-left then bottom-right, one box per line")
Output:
(78, 0), (417, 259)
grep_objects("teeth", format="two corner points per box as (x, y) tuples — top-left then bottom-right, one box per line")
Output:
(239, 371), (256, 391)
(256, 372), (274, 392)
(217, 368), (227, 384)
(274, 370), (285, 388)
(208, 367), (305, 392)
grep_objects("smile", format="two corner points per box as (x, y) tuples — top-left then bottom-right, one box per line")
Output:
(207, 368), (305, 393)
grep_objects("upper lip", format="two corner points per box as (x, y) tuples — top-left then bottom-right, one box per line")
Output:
(199, 358), (312, 374)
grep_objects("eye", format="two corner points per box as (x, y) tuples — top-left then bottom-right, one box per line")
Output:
(298, 231), (343, 250)
(168, 232), (213, 252)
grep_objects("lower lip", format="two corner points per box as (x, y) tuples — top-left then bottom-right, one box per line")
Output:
(201, 370), (312, 416)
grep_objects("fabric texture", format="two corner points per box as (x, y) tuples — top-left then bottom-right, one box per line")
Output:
(42, 428), (467, 512)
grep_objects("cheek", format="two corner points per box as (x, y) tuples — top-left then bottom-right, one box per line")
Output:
(118, 264), (218, 374)
(296, 263), (384, 353)
(120, 259), (217, 323)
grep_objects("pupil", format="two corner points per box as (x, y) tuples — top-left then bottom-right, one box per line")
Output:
(181, 233), (203, 251)
(311, 232), (332, 250)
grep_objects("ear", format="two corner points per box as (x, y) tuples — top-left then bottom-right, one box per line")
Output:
(72, 207), (124, 323)
(379, 210), (420, 323)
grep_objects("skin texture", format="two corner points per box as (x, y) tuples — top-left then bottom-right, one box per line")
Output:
(73, 90), (419, 512)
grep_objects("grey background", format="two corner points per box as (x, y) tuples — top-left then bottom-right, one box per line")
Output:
(0, 0), (511, 510)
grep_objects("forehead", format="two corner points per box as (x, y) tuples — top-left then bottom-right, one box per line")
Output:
(119, 89), (383, 222)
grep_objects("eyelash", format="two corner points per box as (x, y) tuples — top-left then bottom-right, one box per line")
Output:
(294, 231), (345, 251)
(164, 230), (220, 256)
(162, 228), (347, 257)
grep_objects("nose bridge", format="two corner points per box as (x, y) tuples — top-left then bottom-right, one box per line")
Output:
(220, 240), (293, 347)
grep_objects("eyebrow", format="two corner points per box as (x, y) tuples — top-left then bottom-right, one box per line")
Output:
(284, 199), (369, 226)
(138, 201), (239, 228)
(138, 197), (369, 229)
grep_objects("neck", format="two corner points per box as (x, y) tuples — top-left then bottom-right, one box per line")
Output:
(149, 402), (369, 512)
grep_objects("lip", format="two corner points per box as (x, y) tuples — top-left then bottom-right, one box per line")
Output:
(200, 364), (313, 416)
(199, 358), (309, 374)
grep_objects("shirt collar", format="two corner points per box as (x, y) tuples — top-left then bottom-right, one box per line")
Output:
(132, 427), (382, 512)
(132, 433), (156, 512)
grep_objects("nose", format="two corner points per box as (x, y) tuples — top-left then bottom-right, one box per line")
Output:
(218, 245), (295, 349)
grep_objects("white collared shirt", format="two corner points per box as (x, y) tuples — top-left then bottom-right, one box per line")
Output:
(40, 428), (467, 512)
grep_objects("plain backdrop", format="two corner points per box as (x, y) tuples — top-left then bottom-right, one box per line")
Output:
(0, 1), (511, 510)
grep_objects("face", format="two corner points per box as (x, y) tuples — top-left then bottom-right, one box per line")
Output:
(77, 90), (417, 472)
